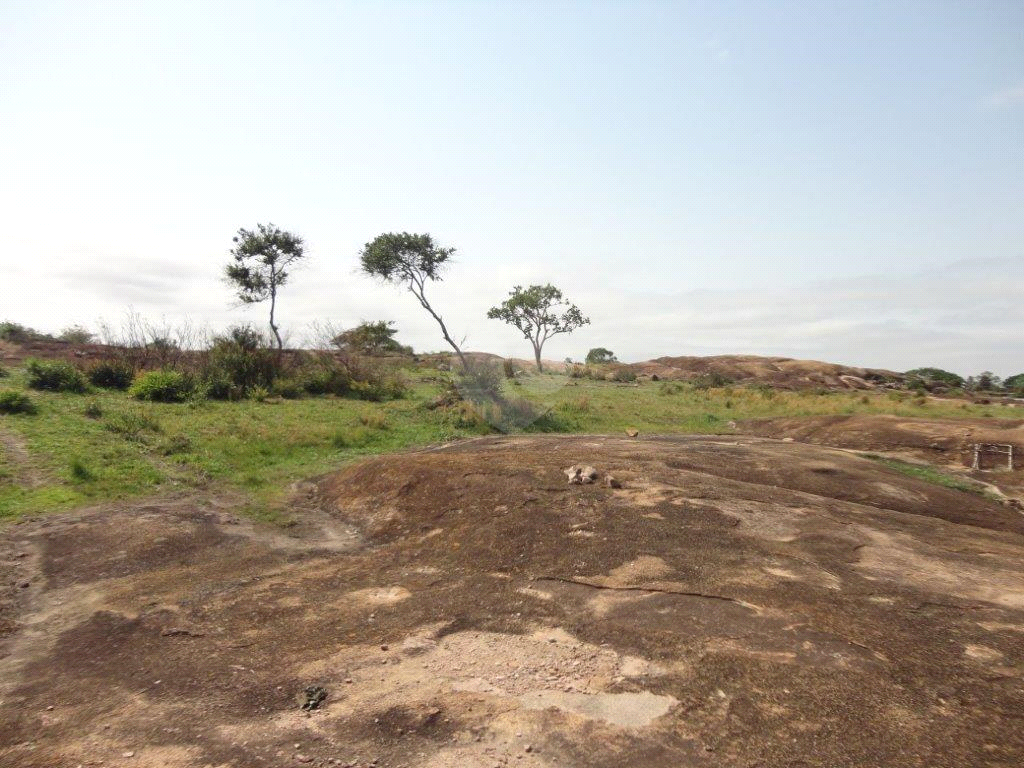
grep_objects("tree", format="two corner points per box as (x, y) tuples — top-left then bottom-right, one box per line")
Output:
(333, 320), (408, 355)
(226, 223), (305, 353)
(585, 347), (617, 365)
(905, 367), (965, 389)
(359, 232), (465, 367)
(487, 284), (589, 373)
(1004, 373), (1024, 394)
(970, 371), (1002, 392)
(58, 325), (96, 344)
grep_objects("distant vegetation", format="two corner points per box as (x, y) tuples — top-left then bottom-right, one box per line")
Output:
(1, 350), (1015, 521)
(332, 321), (410, 355)
(585, 348), (617, 365)
(905, 367), (965, 389)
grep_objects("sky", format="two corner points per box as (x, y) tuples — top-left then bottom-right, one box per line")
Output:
(1, 0), (1021, 376)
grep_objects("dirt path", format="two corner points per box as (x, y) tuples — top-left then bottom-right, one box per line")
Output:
(0, 429), (45, 489)
(1, 435), (1023, 767)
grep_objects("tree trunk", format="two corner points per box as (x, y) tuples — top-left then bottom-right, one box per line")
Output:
(533, 343), (544, 373)
(269, 286), (283, 355)
(410, 280), (466, 370)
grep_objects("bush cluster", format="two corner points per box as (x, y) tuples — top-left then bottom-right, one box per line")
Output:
(129, 370), (194, 402)
(202, 328), (277, 400)
(566, 363), (637, 382)
(691, 373), (733, 390)
(87, 358), (137, 389)
(0, 390), (37, 414)
(25, 358), (88, 393)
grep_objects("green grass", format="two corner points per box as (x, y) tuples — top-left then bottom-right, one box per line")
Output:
(861, 454), (996, 497)
(0, 363), (1013, 521)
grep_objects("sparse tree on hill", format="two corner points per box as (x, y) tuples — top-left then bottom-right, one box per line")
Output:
(359, 232), (465, 368)
(225, 223), (306, 354)
(585, 347), (617, 365)
(487, 284), (589, 373)
(333, 320), (407, 355)
(58, 325), (96, 344)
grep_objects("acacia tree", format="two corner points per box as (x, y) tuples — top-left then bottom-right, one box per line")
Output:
(487, 284), (589, 373)
(359, 232), (466, 368)
(225, 223), (305, 353)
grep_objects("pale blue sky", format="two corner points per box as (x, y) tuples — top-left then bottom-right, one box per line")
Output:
(1, 1), (1021, 374)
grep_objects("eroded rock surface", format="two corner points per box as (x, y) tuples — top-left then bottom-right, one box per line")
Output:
(1, 435), (1023, 767)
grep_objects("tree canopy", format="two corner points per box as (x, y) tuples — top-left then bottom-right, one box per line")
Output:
(359, 232), (465, 367)
(226, 223), (305, 352)
(905, 367), (965, 389)
(333, 320), (408, 355)
(585, 347), (617, 365)
(487, 284), (589, 373)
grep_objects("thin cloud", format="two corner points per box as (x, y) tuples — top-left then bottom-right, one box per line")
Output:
(704, 37), (730, 61)
(985, 82), (1024, 108)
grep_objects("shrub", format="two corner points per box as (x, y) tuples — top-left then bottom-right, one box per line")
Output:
(58, 325), (95, 344)
(83, 400), (103, 418)
(202, 327), (277, 398)
(271, 377), (305, 399)
(0, 390), (37, 415)
(503, 358), (516, 379)
(691, 373), (732, 390)
(359, 411), (389, 430)
(331, 427), (375, 449)
(608, 366), (637, 383)
(0, 366), (7, 378)
(457, 361), (503, 403)
(557, 396), (591, 414)
(129, 370), (192, 402)
(0, 321), (51, 343)
(349, 370), (407, 402)
(248, 385), (271, 402)
(567, 364), (589, 379)
(25, 358), (88, 393)
(158, 434), (193, 455)
(297, 360), (353, 396)
(105, 410), (162, 440)
(87, 358), (136, 389)
(659, 382), (684, 395)
(69, 457), (96, 481)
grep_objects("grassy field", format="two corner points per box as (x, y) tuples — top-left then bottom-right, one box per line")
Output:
(0, 363), (1013, 521)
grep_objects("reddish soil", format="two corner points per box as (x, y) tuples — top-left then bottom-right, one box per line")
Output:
(2, 435), (1023, 767)
(630, 355), (906, 390)
(740, 414), (1024, 468)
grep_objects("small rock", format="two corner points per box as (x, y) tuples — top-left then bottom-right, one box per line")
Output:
(524, 744), (533, 753)
(296, 756), (312, 764)
(122, 752), (134, 758)
(18, 581), (30, 589)
(626, 429), (639, 437)
(604, 476), (621, 489)
(380, 644), (389, 651)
